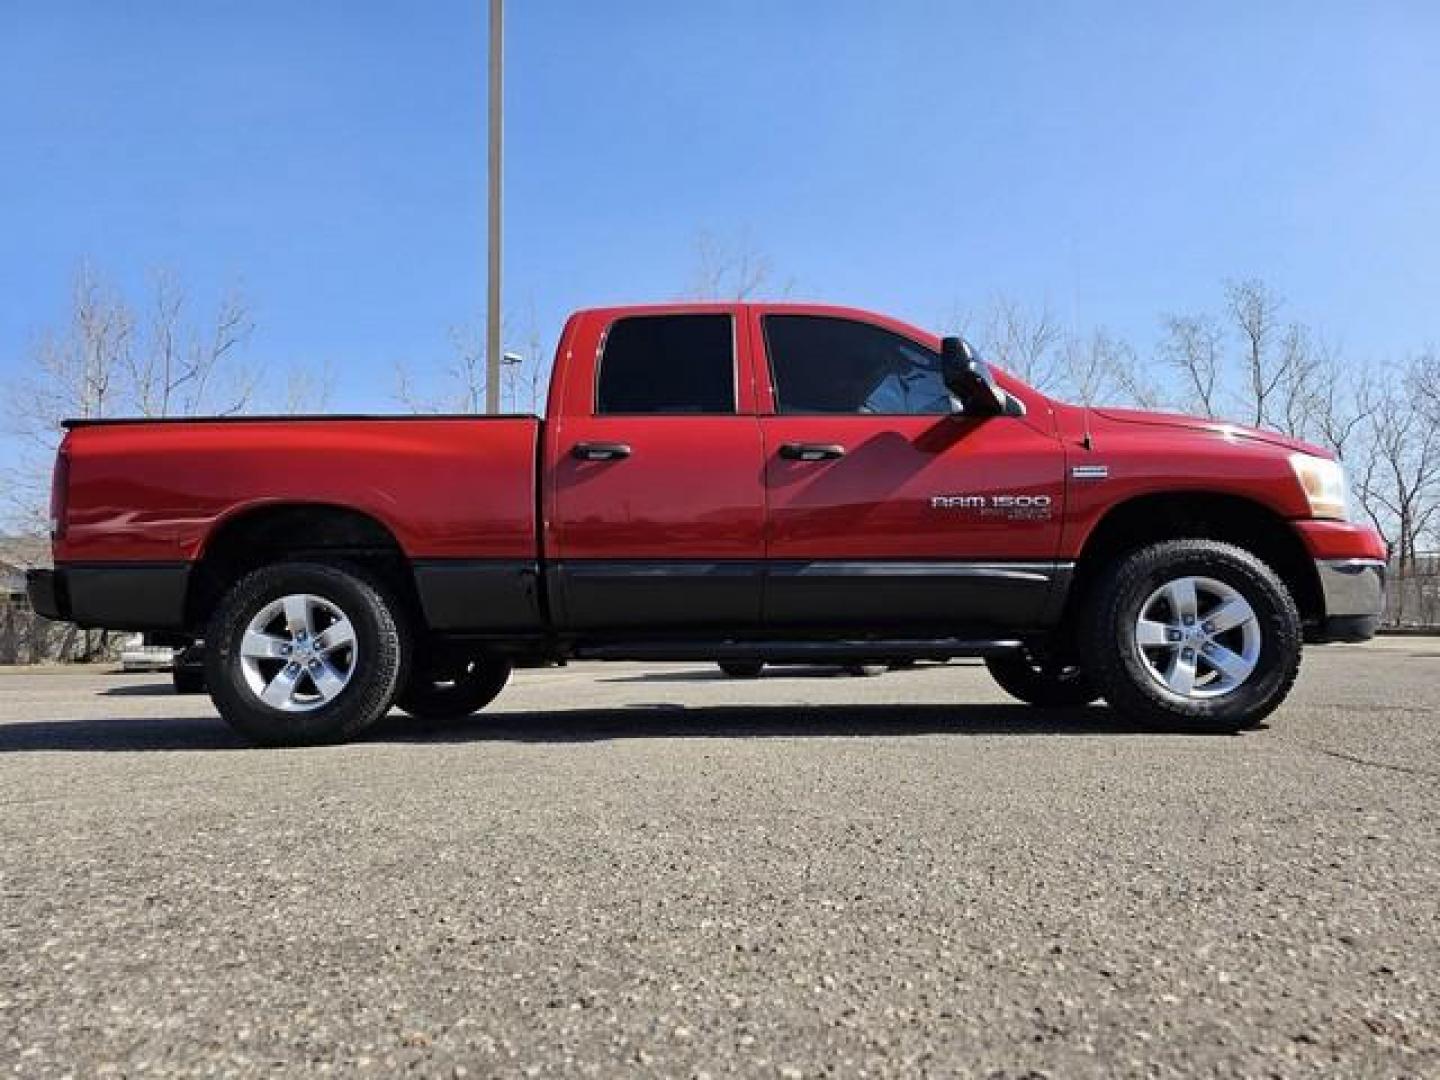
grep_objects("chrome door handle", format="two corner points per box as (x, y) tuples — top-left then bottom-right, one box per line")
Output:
(779, 442), (846, 461)
(572, 442), (632, 461)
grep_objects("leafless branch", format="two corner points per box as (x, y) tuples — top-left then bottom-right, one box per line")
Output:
(1159, 313), (1224, 419)
(976, 297), (1063, 392)
(684, 230), (793, 300)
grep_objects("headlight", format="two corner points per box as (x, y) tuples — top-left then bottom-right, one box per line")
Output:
(1289, 453), (1349, 520)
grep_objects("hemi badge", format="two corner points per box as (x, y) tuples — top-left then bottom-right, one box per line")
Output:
(1071, 464), (1109, 480)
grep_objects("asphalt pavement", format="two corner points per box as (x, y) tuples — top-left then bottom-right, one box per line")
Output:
(1, 641), (1437, 1078)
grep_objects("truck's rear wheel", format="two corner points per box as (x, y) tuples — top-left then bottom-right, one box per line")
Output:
(397, 653), (512, 722)
(985, 650), (1100, 707)
(205, 562), (408, 746)
(1080, 540), (1301, 731)
(171, 642), (206, 694)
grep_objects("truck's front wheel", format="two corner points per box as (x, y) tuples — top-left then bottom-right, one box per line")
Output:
(205, 562), (408, 746)
(1080, 540), (1301, 731)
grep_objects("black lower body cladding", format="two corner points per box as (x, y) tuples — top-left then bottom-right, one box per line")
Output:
(412, 560), (542, 630)
(546, 559), (1073, 632)
(33, 557), (1076, 637)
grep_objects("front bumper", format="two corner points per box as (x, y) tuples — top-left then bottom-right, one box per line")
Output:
(1311, 558), (1387, 642)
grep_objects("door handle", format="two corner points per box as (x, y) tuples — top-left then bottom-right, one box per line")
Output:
(572, 441), (632, 461)
(779, 442), (846, 461)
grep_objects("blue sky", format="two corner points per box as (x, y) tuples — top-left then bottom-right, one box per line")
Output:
(2, 0), (1438, 413)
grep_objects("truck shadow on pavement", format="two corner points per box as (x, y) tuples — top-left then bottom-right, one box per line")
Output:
(0, 702), (1247, 752)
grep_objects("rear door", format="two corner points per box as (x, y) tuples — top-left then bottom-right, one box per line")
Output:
(751, 308), (1067, 632)
(546, 308), (766, 629)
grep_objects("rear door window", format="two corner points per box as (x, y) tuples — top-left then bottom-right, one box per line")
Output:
(596, 314), (736, 414)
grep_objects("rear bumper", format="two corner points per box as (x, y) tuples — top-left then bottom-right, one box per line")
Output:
(26, 569), (63, 621)
(1310, 558), (1387, 643)
(27, 563), (189, 631)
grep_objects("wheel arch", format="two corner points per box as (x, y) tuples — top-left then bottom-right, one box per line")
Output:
(185, 501), (421, 633)
(1067, 492), (1323, 628)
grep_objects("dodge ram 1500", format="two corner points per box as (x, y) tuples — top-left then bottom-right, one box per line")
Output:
(28, 303), (1386, 744)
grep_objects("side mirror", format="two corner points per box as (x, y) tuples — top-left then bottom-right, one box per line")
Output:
(941, 336), (1005, 416)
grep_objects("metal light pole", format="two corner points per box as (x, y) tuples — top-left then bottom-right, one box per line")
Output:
(485, 0), (504, 414)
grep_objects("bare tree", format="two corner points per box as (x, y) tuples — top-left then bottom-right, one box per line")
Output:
(7, 266), (129, 437)
(1419, 354), (1440, 558)
(279, 358), (336, 415)
(1058, 328), (1145, 406)
(512, 300), (551, 414)
(1354, 358), (1440, 573)
(1226, 278), (1295, 429)
(684, 230), (793, 300)
(1306, 344), (1374, 462)
(395, 313), (550, 415)
(1272, 323), (1326, 440)
(396, 325), (489, 414)
(3, 267), (129, 530)
(975, 297), (1064, 392)
(1159, 313), (1224, 418)
(124, 270), (256, 418)
(448, 326), (488, 414)
(1414, 352), (1440, 424)
(2, 263), (263, 532)
(1111, 357), (1167, 411)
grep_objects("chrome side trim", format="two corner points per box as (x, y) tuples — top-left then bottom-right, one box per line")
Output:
(1071, 464), (1109, 480)
(1315, 558), (1387, 618)
(768, 561), (1063, 584)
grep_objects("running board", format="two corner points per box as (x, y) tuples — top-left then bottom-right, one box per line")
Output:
(573, 639), (1024, 663)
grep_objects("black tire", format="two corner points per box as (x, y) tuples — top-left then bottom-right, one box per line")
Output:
(985, 650), (1100, 707)
(204, 562), (408, 746)
(844, 663), (887, 677)
(172, 663), (206, 695)
(1079, 540), (1302, 732)
(172, 643), (206, 694)
(397, 653), (512, 722)
(718, 661), (764, 679)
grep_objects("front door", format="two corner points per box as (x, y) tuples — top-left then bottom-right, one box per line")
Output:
(548, 309), (766, 629)
(751, 309), (1067, 631)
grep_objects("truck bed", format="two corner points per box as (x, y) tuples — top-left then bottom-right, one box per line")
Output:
(56, 414), (541, 563)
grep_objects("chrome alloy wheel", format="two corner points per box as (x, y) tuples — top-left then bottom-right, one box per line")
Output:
(1134, 576), (1261, 700)
(239, 593), (358, 712)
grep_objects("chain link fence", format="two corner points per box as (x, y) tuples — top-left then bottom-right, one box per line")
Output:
(1385, 556), (1440, 630)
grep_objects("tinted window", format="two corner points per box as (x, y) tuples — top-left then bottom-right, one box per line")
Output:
(596, 314), (735, 414)
(765, 315), (954, 415)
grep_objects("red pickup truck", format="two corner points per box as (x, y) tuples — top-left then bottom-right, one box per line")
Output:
(28, 302), (1386, 744)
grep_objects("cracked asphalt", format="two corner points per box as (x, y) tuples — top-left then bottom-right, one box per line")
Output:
(1, 639), (1437, 1078)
